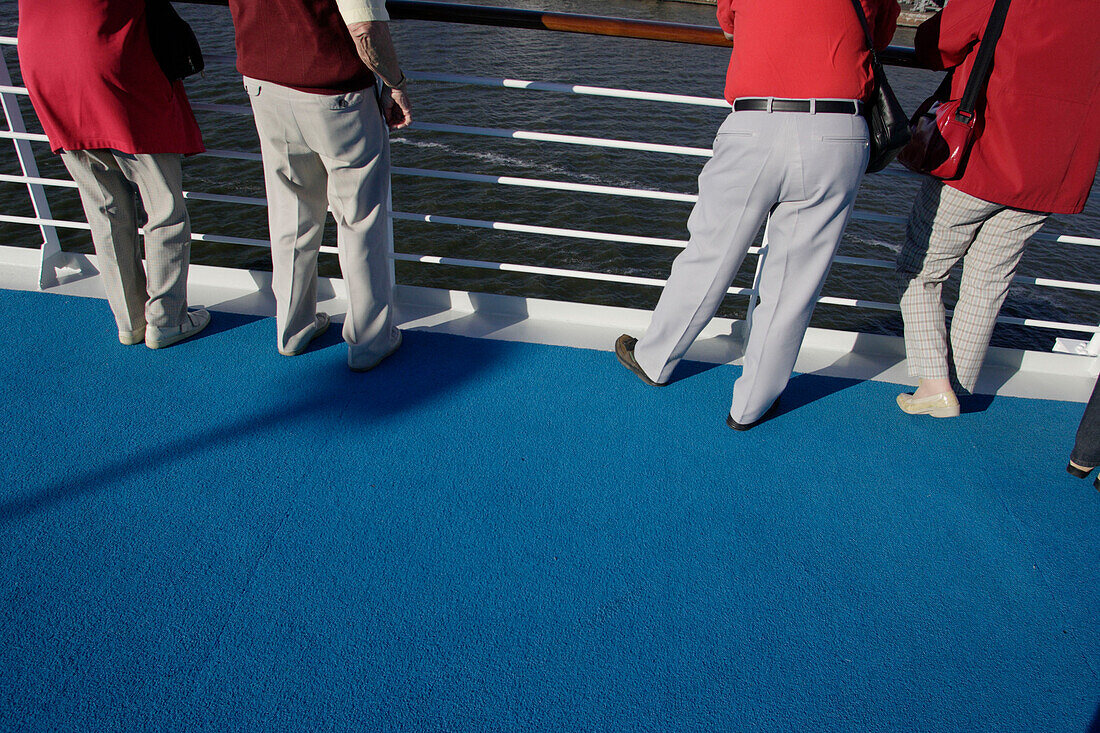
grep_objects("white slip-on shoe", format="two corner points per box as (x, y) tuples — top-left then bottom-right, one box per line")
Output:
(896, 390), (960, 418)
(278, 312), (331, 356)
(146, 308), (211, 349)
(119, 324), (146, 346)
(349, 329), (402, 372)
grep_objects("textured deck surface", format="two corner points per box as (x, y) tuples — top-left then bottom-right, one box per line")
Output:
(1, 287), (1098, 731)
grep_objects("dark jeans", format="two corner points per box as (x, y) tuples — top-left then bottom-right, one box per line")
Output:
(1070, 376), (1100, 466)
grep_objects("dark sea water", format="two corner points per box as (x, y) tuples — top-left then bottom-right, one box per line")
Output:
(1, 0), (1097, 351)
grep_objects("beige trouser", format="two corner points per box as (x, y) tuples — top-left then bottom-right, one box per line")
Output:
(896, 179), (1047, 393)
(244, 77), (398, 366)
(61, 150), (191, 333)
(633, 107), (868, 424)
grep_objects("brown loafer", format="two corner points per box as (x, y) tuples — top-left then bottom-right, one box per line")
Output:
(615, 334), (664, 387)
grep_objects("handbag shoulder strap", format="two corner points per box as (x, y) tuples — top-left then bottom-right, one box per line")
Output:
(959, 0), (1012, 116)
(847, 0), (880, 64)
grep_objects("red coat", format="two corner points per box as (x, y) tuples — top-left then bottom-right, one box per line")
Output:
(17, 0), (203, 156)
(717, 0), (899, 103)
(915, 0), (1100, 214)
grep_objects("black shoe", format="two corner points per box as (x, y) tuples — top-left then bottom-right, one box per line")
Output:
(1067, 461), (1094, 479)
(615, 334), (664, 387)
(726, 398), (780, 431)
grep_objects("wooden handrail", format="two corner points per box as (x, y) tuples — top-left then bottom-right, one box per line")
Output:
(181, 0), (921, 67)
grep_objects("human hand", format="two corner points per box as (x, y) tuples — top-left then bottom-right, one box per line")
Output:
(382, 86), (412, 130)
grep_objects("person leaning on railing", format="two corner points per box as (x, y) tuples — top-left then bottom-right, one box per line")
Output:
(894, 0), (1100, 418)
(16, 0), (211, 349)
(225, 0), (410, 370)
(615, 0), (900, 430)
(1066, 378), (1100, 492)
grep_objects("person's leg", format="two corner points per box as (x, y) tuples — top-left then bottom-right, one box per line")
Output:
(896, 180), (998, 398)
(61, 149), (147, 340)
(1070, 377), (1100, 471)
(305, 87), (399, 370)
(245, 78), (330, 355)
(729, 110), (866, 424)
(115, 152), (192, 330)
(949, 207), (1047, 393)
(631, 111), (781, 384)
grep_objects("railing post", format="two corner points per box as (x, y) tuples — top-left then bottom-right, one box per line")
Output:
(0, 47), (74, 289)
(386, 171), (397, 287)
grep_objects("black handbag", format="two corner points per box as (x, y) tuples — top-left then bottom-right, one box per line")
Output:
(145, 0), (204, 81)
(849, 0), (910, 173)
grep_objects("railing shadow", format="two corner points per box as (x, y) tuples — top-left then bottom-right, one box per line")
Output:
(775, 373), (864, 417)
(0, 316), (515, 524)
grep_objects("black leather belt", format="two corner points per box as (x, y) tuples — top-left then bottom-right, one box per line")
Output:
(733, 98), (865, 115)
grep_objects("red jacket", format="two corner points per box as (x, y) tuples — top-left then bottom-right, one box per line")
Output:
(717, 0), (899, 103)
(227, 0), (374, 95)
(17, 0), (203, 156)
(916, 0), (1100, 214)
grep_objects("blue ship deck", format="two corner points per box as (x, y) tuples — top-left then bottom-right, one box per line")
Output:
(1, 285), (1098, 731)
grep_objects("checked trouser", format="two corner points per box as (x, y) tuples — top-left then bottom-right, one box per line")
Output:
(896, 178), (1047, 393)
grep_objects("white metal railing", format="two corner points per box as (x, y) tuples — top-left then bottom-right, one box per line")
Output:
(2, 35), (1099, 347)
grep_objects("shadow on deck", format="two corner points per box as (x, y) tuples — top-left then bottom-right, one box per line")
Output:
(0, 287), (1097, 731)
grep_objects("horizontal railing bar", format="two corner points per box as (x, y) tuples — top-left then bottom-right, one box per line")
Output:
(0, 214), (275, 250)
(192, 232), (269, 247)
(1, 208), (1095, 329)
(0, 13), (914, 68)
(186, 191), (266, 206)
(392, 211), (709, 249)
(0, 213), (89, 230)
(816, 297), (1098, 332)
(174, 2), (918, 66)
(0, 173), (264, 205)
(818, 296), (900, 312)
(190, 232), (344, 253)
(833, 255), (892, 269)
(1012, 276), (1100, 293)
(407, 72), (730, 107)
(392, 166), (697, 202)
(391, 256), (1097, 330)
(3, 163), (1093, 251)
(2, 192), (1097, 291)
(410, 122), (712, 156)
(0, 173), (77, 189)
(201, 148), (263, 162)
(385, 167), (1100, 250)
(0, 85), (28, 96)
(190, 102), (253, 116)
(1048, 234), (1100, 247)
(392, 251), (755, 295)
(995, 316), (1100, 333)
(0, 130), (49, 143)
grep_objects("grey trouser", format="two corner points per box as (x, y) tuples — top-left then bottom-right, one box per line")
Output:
(634, 107), (868, 424)
(896, 179), (1047, 393)
(244, 77), (397, 364)
(61, 150), (191, 333)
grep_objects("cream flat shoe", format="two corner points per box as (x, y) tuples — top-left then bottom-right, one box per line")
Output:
(896, 390), (960, 418)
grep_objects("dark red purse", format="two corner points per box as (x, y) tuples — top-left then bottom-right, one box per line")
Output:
(898, 81), (979, 180)
(898, 0), (1011, 180)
